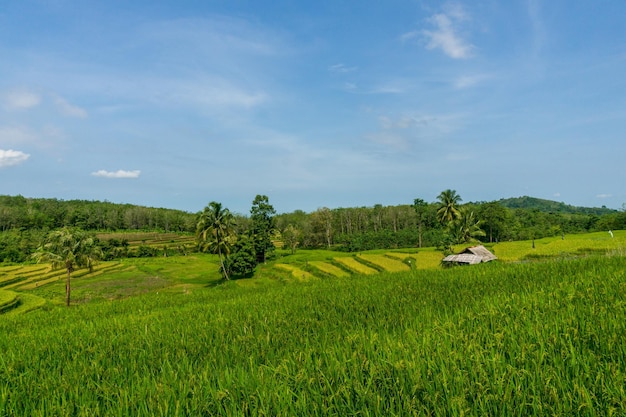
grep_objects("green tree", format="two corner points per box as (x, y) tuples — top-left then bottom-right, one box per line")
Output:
(311, 207), (334, 248)
(225, 236), (257, 277)
(250, 195), (276, 263)
(437, 189), (462, 225)
(282, 224), (302, 254)
(451, 209), (486, 244)
(196, 202), (236, 280)
(477, 201), (509, 242)
(31, 227), (101, 306)
(413, 198), (429, 248)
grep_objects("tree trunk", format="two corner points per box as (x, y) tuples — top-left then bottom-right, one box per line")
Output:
(418, 221), (423, 248)
(65, 269), (71, 307)
(218, 247), (229, 280)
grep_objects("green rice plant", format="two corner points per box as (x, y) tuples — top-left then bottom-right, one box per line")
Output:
(334, 256), (378, 275)
(308, 261), (351, 278)
(1, 256), (625, 415)
(0, 265), (49, 287)
(491, 230), (626, 262)
(275, 264), (316, 281)
(356, 254), (410, 273)
(2, 293), (46, 316)
(0, 289), (19, 314)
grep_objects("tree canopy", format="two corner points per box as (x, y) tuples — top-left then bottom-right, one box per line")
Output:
(32, 227), (101, 306)
(196, 202), (236, 280)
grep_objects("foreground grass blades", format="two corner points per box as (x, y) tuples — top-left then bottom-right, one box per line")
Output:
(1, 256), (625, 416)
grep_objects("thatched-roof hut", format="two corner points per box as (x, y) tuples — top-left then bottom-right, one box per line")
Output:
(442, 245), (497, 265)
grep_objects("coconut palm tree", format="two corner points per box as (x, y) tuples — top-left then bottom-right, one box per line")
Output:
(451, 209), (486, 243)
(196, 201), (236, 280)
(32, 227), (101, 307)
(437, 189), (462, 225)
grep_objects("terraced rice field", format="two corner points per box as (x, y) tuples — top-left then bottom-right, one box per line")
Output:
(274, 264), (315, 280)
(2, 256), (625, 415)
(356, 254), (410, 272)
(334, 256), (378, 275)
(0, 262), (127, 291)
(0, 289), (19, 313)
(309, 261), (351, 278)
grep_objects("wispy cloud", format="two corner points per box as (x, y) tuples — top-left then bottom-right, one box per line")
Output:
(2, 90), (41, 110)
(454, 74), (490, 89)
(399, 31), (419, 42)
(422, 3), (474, 59)
(0, 149), (30, 168)
(54, 96), (88, 118)
(165, 76), (268, 109)
(378, 115), (435, 129)
(0, 126), (37, 146)
(91, 169), (141, 179)
(328, 63), (357, 73)
(596, 193), (612, 199)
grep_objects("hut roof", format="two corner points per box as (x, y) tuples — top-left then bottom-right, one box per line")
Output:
(442, 245), (497, 265)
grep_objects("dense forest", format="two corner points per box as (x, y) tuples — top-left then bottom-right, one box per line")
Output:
(1, 194), (625, 264)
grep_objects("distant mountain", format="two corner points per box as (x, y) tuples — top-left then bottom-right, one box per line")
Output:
(497, 196), (616, 216)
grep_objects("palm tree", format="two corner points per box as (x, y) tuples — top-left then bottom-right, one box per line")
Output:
(451, 209), (486, 243)
(413, 198), (428, 248)
(32, 227), (101, 307)
(196, 201), (236, 280)
(436, 189), (462, 225)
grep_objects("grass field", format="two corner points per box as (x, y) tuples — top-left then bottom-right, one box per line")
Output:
(0, 255), (625, 415)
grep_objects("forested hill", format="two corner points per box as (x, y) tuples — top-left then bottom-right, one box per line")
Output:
(0, 195), (197, 232)
(497, 196), (617, 216)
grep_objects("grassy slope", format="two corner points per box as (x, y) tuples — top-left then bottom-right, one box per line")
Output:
(0, 257), (625, 415)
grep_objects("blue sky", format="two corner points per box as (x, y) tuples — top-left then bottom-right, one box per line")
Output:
(1, 1), (625, 214)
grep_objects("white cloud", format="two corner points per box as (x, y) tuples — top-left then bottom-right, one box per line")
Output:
(2, 90), (41, 110)
(143, 75), (268, 110)
(0, 126), (37, 146)
(379, 115), (435, 129)
(91, 169), (141, 179)
(328, 63), (357, 73)
(422, 4), (474, 59)
(400, 31), (419, 42)
(454, 74), (490, 89)
(0, 149), (30, 168)
(596, 193), (612, 199)
(54, 96), (88, 118)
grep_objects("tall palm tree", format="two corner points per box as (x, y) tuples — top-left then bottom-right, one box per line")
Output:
(413, 198), (428, 248)
(196, 201), (236, 280)
(32, 227), (101, 307)
(451, 209), (486, 244)
(436, 189), (462, 225)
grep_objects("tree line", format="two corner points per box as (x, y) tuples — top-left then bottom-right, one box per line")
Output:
(0, 195), (196, 232)
(275, 194), (624, 252)
(1, 193), (625, 265)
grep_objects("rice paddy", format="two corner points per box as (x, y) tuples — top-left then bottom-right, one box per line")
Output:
(0, 231), (625, 415)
